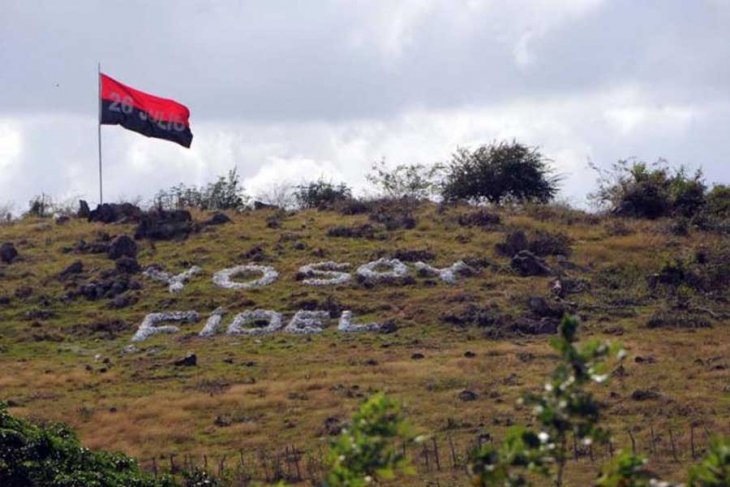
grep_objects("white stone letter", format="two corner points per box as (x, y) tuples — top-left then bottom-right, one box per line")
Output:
(131, 311), (199, 342)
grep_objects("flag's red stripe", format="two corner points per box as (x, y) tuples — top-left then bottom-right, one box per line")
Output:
(100, 74), (190, 127)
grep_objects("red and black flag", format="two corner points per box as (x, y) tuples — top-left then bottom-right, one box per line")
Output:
(100, 74), (193, 148)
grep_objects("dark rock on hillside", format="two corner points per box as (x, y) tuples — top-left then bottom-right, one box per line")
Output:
(78, 200), (91, 218)
(393, 248), (436, 262)
(76, 275), (137, 301)
(14, 286), (32, 299)
(495, 230), (528, 256)
(459, 390), (478, 401)
(511, 250), (552, 276)
(59, 260), (84, 279)
(1, 242), (18, 264)
(109, 293), (137, 309)
(107, 235), (137, 260)
(0, 296), (11, 306)
(73, 239), (109, 254)
(174, 353), (197, 367)
(134, 209), (193, 240)
(322, 417), (343, 436)
(254, 201), (279, 210)
(527, 296), (566, 318)
(115, 256), (141, 274)
(204, 212), (232, 226)
(88, 202), (143, 224)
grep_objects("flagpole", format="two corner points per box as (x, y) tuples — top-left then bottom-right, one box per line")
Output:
(97, 62), (103, 204)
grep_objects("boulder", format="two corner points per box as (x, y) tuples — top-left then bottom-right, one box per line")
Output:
(174, 353), (197, 367)
(107, 235), (137, 260)
(78, 200), (91, 219)
(511, 250), (552, 277)
(0, 243), (18, 264)
(204, 212), (232, 226)
(134, 209), (193, 240)
(88, 203), (143, 224)
(60, 260), (84, 279)
(115, 256), (141, 274)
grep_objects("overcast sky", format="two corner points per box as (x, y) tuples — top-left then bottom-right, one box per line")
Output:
(2, 0), (729, 212)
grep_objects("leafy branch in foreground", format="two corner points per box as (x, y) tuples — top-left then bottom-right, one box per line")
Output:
(470, 315), (625, 487)
(324, 394), (415, 487)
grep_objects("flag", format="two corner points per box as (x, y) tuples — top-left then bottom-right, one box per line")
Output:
(100, 73), (193, 148)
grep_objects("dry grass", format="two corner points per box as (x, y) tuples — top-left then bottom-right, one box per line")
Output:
(1, 203), (729, 485)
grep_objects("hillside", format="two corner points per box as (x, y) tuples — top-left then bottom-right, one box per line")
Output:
(1, 200), (729, 485)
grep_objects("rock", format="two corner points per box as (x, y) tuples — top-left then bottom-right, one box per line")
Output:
(495, 230), (528, 256)
(14, 287), (32, 299)
(527, 296), (565, 318)
(88, 203), (143, 224)
(459, 390), (478, 401)
(511, 250), (552, 277)
(205, 212), (232, 226)
(1, 242), (18, 264)
(107, 235), (137, 260)
(110, 294), (136, 309)
(464, 351), (476, 358)
(411, 353), (425, 360)
(363, 358), (379, 366)
(631, 389), (661, 401)
(322, 417), (343, 436)
(122, 345), (138, 354)
(54, 215), (70, 225)
(115, 256), (141, 274)
(59, 260), (84, 279)
(254, 201), (279, 210)
(78, 200), (91, 219)
(174, 353), (197, 367)
(134, 209), (193, 240)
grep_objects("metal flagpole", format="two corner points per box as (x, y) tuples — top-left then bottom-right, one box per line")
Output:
(97, 62), (103, 204)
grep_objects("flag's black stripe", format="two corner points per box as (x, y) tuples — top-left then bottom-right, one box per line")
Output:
(100, 100), (193, 148)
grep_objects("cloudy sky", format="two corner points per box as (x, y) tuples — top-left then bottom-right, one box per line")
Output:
(1, 0), (729, 212)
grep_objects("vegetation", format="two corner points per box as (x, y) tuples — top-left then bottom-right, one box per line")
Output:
(0, 401), (166, 487)
(589, 159), (706, 220)
(294, 179), (352, 209)
(366, 160), (443, 201)
(441, 141), (559, 204)
(153, 168), (248, 211)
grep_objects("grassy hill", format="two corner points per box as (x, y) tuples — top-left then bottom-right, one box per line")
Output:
(1, 200), (728, 485)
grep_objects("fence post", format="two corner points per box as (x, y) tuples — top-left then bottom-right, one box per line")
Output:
(669, 429), (679, 462)
(691, 425), (697, 459)
(170, 454), (176, 474)
(448, 436), (458, 469)
(432, 437), (441, 471)
(650, 426), (657, 455)
(152, 458), (158, 479)
(628, 430), (636, 455)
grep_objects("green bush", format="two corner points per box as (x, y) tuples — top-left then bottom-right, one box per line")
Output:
(366, 160), (443, 201)
(153, 168), (249, 211)
(441, 141), (559, 205)
(589, 159), (706, 219)
(294, 180), (352, 210)
(0, 402), (169, 487)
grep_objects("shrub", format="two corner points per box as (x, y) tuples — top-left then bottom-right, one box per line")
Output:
(441, 141), (559, 205)
(589, 159), (706, 219)
(0, 401), (167, 486)
(153, 168), (249, 211)
(705, 184), (730, 218)
(366, 160), (444, 200)
(24, 193), (53, 218)
(294, 179), (352, 210)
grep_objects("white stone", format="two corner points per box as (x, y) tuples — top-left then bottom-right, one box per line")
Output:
(356, 258), (408, 281)
(143, 265), (202, 293)
(198, 307), (226, 337)
(227, 309), (283, 336)
(414, 260), (470, 284)
(212, 264), (279, 290)
(284, 310), (331, 334)
(131, 311), (199, 342)
(337, 310), (383, 333)
(298, 261), (352, 286)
